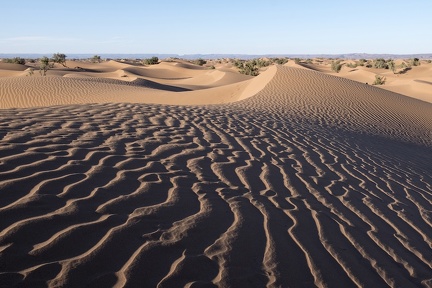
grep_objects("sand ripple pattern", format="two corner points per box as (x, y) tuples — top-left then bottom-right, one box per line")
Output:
(0, 67), (431, 287)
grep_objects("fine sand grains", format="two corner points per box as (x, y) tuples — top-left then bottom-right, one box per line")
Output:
(0, 66), (431, 287)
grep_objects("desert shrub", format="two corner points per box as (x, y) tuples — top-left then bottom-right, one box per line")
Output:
(271, 57), (288, 65)
(92, 55), (102, 63)
(306, 58), (313, 64)
(346, 62), (358, 68)
(39, 56), (53, 76)
(427, 60), (431, 63)
(331, 60), (343, 73)
(373, 58), (388, 69)
(357, 59), (366, 66)
(256, 59), (271, 68)
(52, 53), (67, 67)
(194, 58), (207, 66)
(233, 59), (244, 68)
(26, 68), (34, 76)
(294, 58), (301, 64)
(409, 58), (420, 66)
(209, 65), (215, 69)
(387, 59), (396, 74)
(143, 56), (159, 65)
(5, 57), (26, 64)
(239, 61), (259, 76)
(373, 75), (386, 85)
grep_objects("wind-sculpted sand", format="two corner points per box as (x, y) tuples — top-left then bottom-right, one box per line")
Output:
(0, 63), (431, 287)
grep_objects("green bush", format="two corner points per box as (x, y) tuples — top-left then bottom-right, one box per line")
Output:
(373, 75), (386, 85)
(143, 56), (159, 65)
(387, 60), (396, 74)
(239, 61), (259, 76)
(331, 60), (343, 73)
(346, 62), (358, 68)
(193, 58), (207, 66)
(373, 58), (388, 69)
(271, 57), (288, 65)
(5, 57), (26, 65)
(92, 55), (102, 63)
(409, 58), (420, 66)
(357, 59), (366, 66)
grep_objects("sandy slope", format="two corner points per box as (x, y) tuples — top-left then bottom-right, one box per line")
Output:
(306, 61), (432, 103)
(0, 65), (431, 287)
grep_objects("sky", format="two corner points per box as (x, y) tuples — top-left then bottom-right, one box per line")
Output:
(1, 0), (431, 55)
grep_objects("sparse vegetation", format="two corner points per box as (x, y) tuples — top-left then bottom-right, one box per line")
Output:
(193, 58), (207, 66)
(387, 59), (396, 74)
(346, 62), (358, 68)
(331, 60), (343, 73)
(143, 56), (159, 65)
(26, 68), (34, 76)
(4, 57), (26, 65)
(39, 56), (54, 76)
(357, 59), (366, 66)
(52, 53), (67, 67)
(92, 55), (102, 63)
(294, 58), (301, 64)
(408, 57), (420, 67)
(373, 75), (386, 85)
(271, 57), (288, 65)
(372, 58), (388, 69)
(236, 60), (259, 76)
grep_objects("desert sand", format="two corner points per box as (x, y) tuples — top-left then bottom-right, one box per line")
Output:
(0, 59), (431, 287)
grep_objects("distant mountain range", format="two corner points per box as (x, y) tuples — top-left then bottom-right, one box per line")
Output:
(1, 53), (432, 60)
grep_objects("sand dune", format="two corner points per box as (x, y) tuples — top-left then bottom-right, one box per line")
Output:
(0, 62), (431, 287)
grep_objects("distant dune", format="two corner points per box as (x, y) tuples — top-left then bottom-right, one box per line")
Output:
(0, 59), (431, 287)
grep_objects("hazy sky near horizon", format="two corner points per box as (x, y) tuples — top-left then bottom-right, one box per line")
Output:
(1, 0), (431, 55)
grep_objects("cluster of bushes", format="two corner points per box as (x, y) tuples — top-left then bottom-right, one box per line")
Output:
(143, 56), (159, 65)
(234, 60), (260, 76)
(331, 60), (343, 73)
(3, 57), (26, 65)
(345, 59), (367, 68)
(232, 57), (289, 76)
(192, 58), (207, 66)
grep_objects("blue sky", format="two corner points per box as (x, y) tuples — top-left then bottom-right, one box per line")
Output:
(1, 0), (431, 55)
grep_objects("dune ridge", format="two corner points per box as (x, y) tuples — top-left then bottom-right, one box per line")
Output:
(0, 65), (431, 287)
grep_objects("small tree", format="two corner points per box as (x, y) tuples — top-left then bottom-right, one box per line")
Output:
(52, 53), (67, 67)
(39, 56), (53, 76)
(331, 60), (343, 73)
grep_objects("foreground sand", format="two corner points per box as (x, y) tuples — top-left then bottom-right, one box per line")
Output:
(0, 62), (431, 287)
